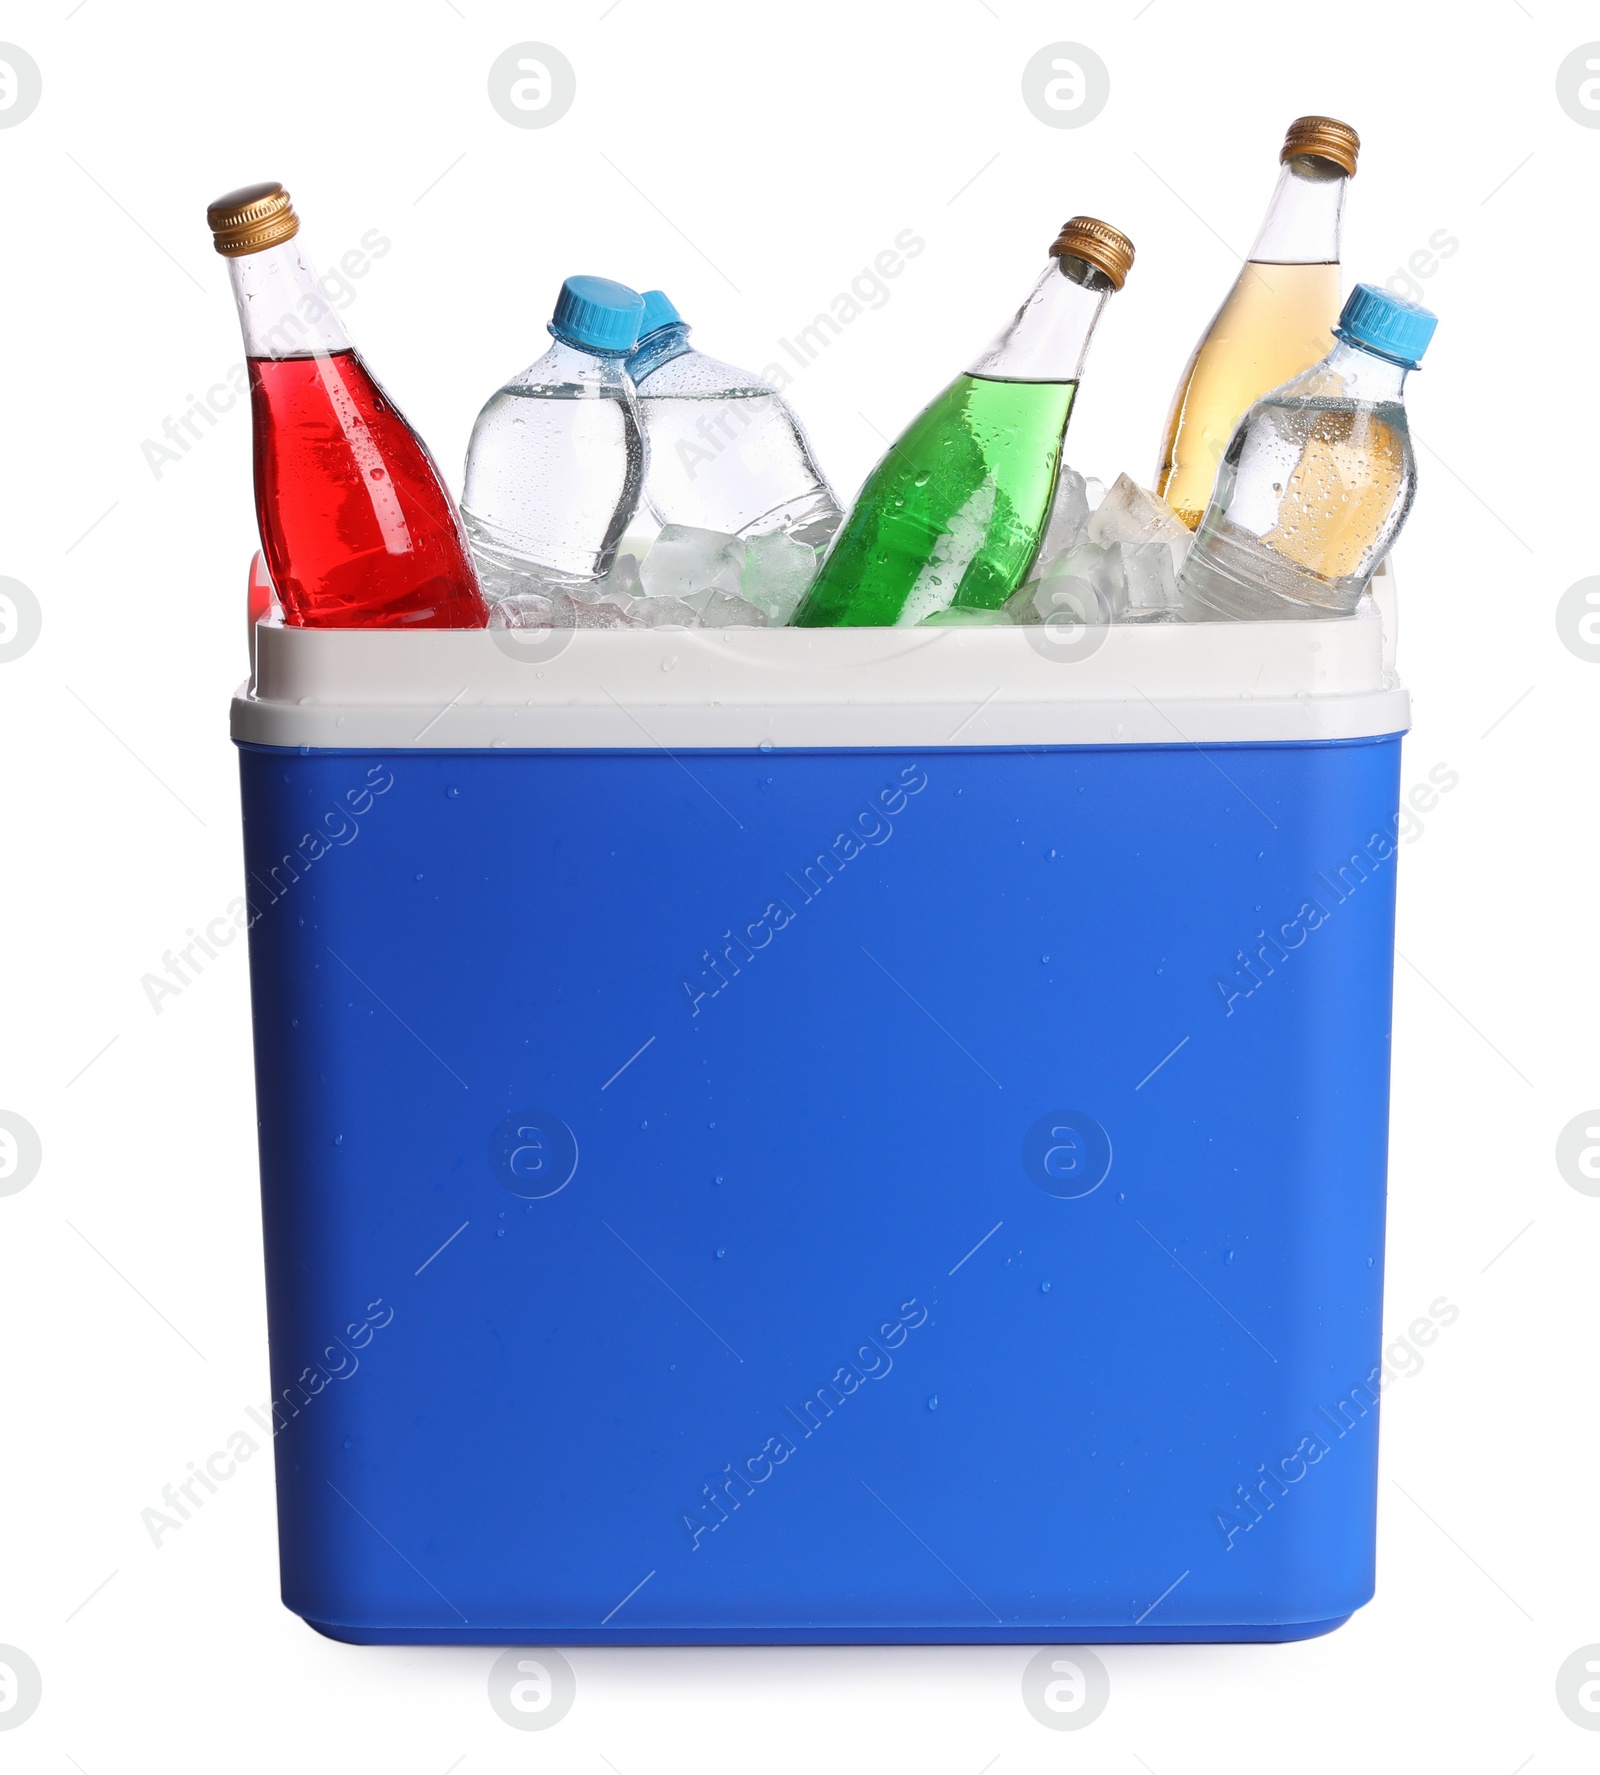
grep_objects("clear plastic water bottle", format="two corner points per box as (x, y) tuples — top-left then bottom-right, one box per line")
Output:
(627, 291), (842, 548)
(461, 276), (647, 595)
(1178, 283), (1437, 621)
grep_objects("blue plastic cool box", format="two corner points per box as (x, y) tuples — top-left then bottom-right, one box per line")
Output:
(232, 603), (1409, 1645)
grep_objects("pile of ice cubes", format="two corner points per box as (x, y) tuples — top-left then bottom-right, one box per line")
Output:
(483, 470), (1192, 632)
(999, 469), (1191, 629)
(485, 527), (818, 633)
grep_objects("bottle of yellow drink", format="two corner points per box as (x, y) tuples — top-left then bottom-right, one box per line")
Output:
(1155, 116), (1359, 531)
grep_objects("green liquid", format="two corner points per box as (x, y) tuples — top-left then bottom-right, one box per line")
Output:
(795, 373), (1077, 627)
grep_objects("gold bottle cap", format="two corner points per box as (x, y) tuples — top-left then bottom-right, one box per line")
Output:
(206, 181), (300, 257)
(1280, 116), (1359, 177)
(1048, 216), (1135, 290)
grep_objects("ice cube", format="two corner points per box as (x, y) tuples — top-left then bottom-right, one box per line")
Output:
(1005, 577), (1110, 629)
(697, 589), (770, 628)
(598, 552), (642, 599)
(1000, 580), (1041, 624)
(639, 524), (746, 603)
(564, 583), (613, 608)
(487, 591), (564, 629)
(740, 532), (817, 626)
(560, 595), (641, 630)
(1086, 473), (1191, 576)
(627, 596), (703, 629)
(1119, 537), (1181, 621)
(496, 589), (643, 629)
(1030, 464), (1092, 580)
(1007, 540), (1123, 625)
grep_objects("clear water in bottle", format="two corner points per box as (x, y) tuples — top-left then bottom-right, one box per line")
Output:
(462, 276), (647, 596)
(1178, 283), (1437, 622)
(628, 292), (842, 549)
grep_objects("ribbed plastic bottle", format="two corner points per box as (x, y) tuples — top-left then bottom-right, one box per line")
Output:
(1155, 116), (1360, 531)
(207, 183), (487, 629)
(1177, 284), (1436, 620)
(460, 277), (647, 598)
(627, 291), (842, 547)
(795, 216), (1134, 628)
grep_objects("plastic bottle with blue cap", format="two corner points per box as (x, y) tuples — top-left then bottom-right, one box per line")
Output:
(461, 275), (648, 595)
(626, 290), (843, 549)
(1178, 282), (1438, 621)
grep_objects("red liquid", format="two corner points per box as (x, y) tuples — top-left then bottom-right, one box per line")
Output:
(249, 350), (487, 628)
(247, 550), (276, 628)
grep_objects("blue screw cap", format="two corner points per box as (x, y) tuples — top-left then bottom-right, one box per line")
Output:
(549, 275), (645, 355)
(1335, 282), (1438, 369)
(637, 289), (685, 340)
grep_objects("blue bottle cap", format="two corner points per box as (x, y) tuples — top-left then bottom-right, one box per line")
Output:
(548, 276), (645, 355)
(637, 289), (685, 340)
(1335, 283), (1438, 369)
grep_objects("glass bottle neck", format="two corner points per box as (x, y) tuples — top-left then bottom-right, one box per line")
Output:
(1249, 154), (1347, 264)
(227, 237), (352, 358)
(964, 255), (1114, 383)
(628, 322), (693, 385)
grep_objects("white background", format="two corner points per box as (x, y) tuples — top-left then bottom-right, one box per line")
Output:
(1, 0), (1595, 1767)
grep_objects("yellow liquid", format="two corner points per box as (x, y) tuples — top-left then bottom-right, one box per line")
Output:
(1155, 261), (1341, 530)
(1261, 399), (1407, 581)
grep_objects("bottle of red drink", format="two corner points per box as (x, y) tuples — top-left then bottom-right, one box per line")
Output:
(206, 183), (486, 628)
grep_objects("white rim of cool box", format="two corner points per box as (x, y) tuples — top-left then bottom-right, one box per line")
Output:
(232, 601), (1408, 750)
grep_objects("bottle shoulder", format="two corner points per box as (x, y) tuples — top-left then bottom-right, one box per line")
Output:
(637, 348), (774, 399)
(1264, 350), (1409, 411)
(499, 339), (631, 399)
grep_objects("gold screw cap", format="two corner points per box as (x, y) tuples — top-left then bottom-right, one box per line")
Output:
(1049, 216), (1135, 290)
(207, 182), (299, 257)
(1280, 116), (1359, 176)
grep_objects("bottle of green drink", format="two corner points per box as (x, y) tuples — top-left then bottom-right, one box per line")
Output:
(794, 215), (1134, 628)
